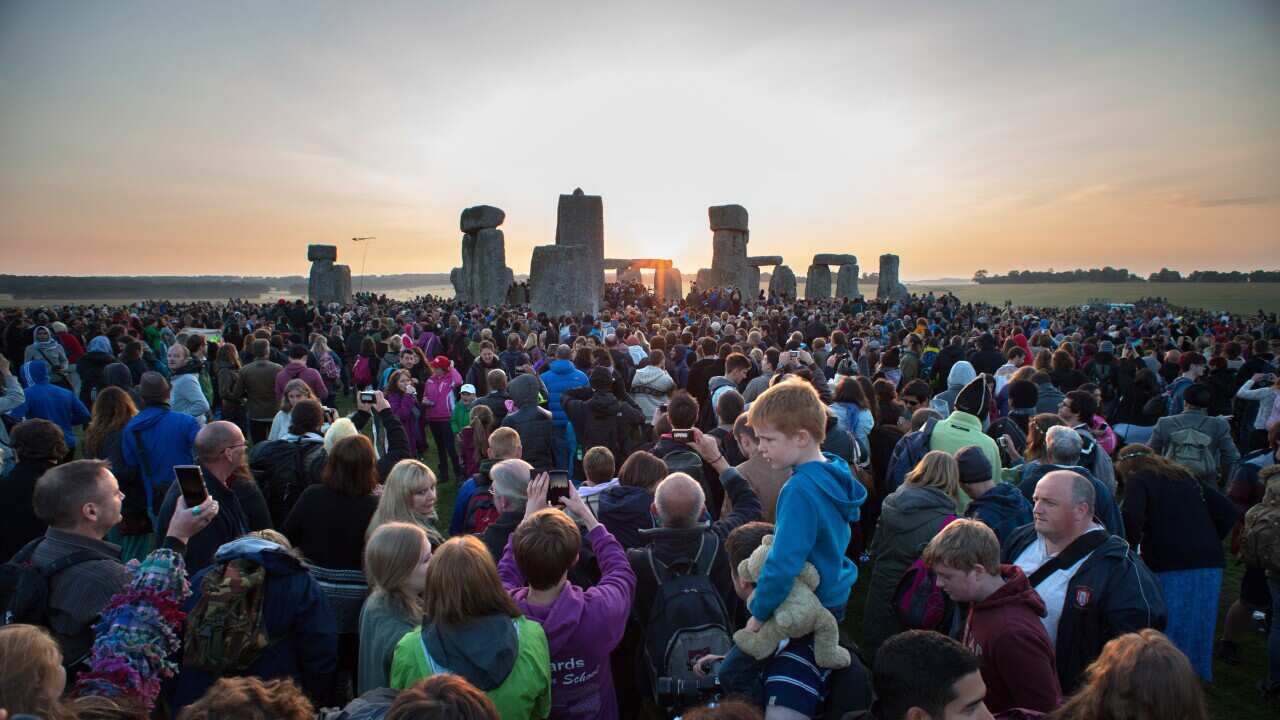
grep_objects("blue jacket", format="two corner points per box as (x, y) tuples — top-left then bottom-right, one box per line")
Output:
(169, 536), (338, 708)
(884, 419), (937, 493)
(596, 484), (657, 550)
(540, 359), (588, 427)
(16, 361), (90, 448)
(120, 404), (201, 511)
(964, 482), (1033, 546)
(749, 453), (865, 621)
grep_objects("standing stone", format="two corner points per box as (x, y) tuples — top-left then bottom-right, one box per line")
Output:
(744, 266), (761, 298)
(658, 267), (683, 302)
(618, 266), (642, 285)
(530, 245), (592, 317)
(835, 263), (860, 298)
(769, 265), (797, 301)
(805, 264), (832, 300)
(877, 253), (910, 302)
(450, 205), (513, 307)
(700, 204), (750, 289)
(306, 244), (352, 305)
(555, 188), (605, 305)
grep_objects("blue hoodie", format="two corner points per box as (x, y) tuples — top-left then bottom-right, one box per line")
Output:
(120, 404), (200, 511)
(748, 453), (866, 621)
(16, 360), (90, 448)
(169, 536), (338, 708)
(539, 358), (588, 427)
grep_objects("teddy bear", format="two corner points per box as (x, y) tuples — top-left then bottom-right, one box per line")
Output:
(734, 534), (851, 669)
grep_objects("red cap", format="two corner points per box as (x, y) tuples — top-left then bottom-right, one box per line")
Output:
(431, 355), (452, 370)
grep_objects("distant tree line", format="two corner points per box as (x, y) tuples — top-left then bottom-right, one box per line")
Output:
(972, 267), (1142, 284)
(0, 275), (277, 299)
(973, 267), (1280, 284)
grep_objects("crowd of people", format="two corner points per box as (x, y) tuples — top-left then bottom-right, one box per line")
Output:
(0, 283), (1277, 719)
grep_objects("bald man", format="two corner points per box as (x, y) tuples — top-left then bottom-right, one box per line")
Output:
(629, 428), (763, 630)
(1001, 470), (1166, 693)
(155, 420), (272, 572)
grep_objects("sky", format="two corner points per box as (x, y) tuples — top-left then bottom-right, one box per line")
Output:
(2, 1), (1278, 280)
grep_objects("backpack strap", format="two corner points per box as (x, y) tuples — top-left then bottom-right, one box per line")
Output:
(131, 426), (157, 513)
(1028, 530), (1108, 587)
(37, 549), (103, 578)
(691, 533), (719, 577)
(10, 537), (44, 564)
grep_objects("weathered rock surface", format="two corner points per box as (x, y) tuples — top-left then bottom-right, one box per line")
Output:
(745, 266), (762, 297)
(307, 244), (337, 262)
(530, 245), (594, 316)
(877, 253), (910, 301)
(836, 263), (860, 298)
(813, 253), (857, 267)
(769, 265), (797, 300)
(746, 255), (783, 267)
(708, 204), (749, 232)
(459, 205), (505, 233)
(805, 264), (832, 299)
(658, 267), (683, 301)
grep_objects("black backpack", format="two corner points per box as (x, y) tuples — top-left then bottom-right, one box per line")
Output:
(661, 447), (705, 490)
(0, 539), (99, 627)
(251, 439), (326, 526)
(633, 534), (732, 707)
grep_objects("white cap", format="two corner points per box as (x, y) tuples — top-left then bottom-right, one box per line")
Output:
(460, 383), (477, 395)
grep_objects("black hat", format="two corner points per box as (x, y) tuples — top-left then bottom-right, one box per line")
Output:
(1008, 379), (1039, 410)
(955, 374), (990, 421)
(589, 366), (613, 390)
(955, 445), (993, 484)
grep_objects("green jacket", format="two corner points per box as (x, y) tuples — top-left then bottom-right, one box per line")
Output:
(451, 400), (472, 435)
(928, 410), (1003, 512)
(390, 617), (551, 720)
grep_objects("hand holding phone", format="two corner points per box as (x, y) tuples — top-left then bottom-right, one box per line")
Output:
(546, 471), (571, 508)
(174, 465), (208, 508)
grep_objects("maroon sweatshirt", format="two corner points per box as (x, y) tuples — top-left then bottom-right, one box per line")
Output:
(964, 565), (1062, 714)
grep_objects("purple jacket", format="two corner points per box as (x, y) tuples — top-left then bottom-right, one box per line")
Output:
(500, 524), (636, 720)
(423, 367), (462, 422)
(386, 391), (425, 457)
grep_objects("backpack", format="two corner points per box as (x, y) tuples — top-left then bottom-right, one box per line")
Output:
(0, 539), (98, 627)
(318, 351), (341, 383)
(1242, 503), (1280, 575)
(251, 439), (326, 527)
(892, 515), (958, 632)
(184, 558), (275, 674)
(464, 486), (502, 535)
(1163, 417), (1218, 480)
(635, 534), (733, 708)
(352, 356), (373, 389)
(661, 447), (705, 490)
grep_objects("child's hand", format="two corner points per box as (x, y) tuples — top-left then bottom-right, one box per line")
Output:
(744, 616), (764, 634)
(525, 472), (550, 517)
(692, 653), (725, 678)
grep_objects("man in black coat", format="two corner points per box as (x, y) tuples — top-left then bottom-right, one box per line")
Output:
(501, 373), (557, 472)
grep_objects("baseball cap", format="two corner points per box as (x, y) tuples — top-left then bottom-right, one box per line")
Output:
(460, 383), (476, 395)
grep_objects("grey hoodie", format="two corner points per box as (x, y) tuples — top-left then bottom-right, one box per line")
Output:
(422, 615), (520, 690)
(932, 360), (977, 415)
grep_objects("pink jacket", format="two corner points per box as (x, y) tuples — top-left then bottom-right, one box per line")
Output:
(424, 367), (462, 422)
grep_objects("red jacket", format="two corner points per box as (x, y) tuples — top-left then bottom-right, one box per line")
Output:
(964, 565), (1062, 714)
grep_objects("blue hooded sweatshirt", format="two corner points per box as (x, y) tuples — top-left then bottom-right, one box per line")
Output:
(16, 360), (90, 448)
(120, 403), (200, 511)
(539, 358), (588, 427)
(748, 453), (866, 621)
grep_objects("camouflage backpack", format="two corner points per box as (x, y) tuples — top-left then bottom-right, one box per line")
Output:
(183, 558), (274, 673)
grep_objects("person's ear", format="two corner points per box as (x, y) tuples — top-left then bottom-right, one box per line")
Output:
(904, 707), (933, 720)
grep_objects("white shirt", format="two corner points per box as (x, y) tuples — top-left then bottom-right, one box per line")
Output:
(1012, 524), (1103, 645)
(578, 478), (619, 498)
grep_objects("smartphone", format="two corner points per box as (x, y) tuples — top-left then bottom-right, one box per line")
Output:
(174, 465), (208, 508)
(790, 350), (799, 359)
(671, 429), (694, 443)
(359, 390), (376, 403)
(546, 470), (571, 507)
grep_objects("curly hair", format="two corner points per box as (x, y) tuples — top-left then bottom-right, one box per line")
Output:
(177, 677), (314, 720)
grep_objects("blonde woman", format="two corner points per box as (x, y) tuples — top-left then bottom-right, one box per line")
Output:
(863, 450), (960, 656)
(358, 521), (432, 694)
(368, 459), (444, 546)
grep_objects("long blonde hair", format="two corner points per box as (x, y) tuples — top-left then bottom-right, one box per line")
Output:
(364, 522), (430, 619)
(0, 624), (74, 720)
(368, 459), (443, 544)
(903, 450), (960, 501)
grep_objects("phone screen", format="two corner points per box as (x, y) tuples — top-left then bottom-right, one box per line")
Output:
(671, 429), (693, 443)
(174, 465), (208, 508)
(546, 471), (571, 506)
(360, 391), (376, 403)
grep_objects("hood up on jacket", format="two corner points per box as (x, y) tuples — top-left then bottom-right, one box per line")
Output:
(947, 360), (977, 390)
(422, 615), (519, 691)
(20, 360), (50, 386)
(214, 535), (307, 575)
(508, 373), (541, 409)
(799, 453), (865, 523)
(87, 335), (113, 356)
(880, 484), (957, 535)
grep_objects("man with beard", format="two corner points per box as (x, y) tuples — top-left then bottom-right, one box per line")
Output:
(156, 420), (271, 573)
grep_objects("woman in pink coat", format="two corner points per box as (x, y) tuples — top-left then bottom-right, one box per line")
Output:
(424, 356), (464, 483)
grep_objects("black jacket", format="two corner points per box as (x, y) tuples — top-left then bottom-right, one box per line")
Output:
(76, 350), (116, 408)
(596, 484), (657, 550)
(1002, 525), (1166, 692)
(249, 435), (328, 527)
(501, 406), (557, 472)
(1120, 467), (1239, 572)
(0, 460), (54, 561)
(628, 467), (763, 627)
(155, 466), (272, 574)
(563, 386), (644, 461)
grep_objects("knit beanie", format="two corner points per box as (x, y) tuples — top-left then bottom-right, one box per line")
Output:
(954, 374), (990, 421)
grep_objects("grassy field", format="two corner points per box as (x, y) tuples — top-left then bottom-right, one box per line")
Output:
(886, 281), (1280, 316)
